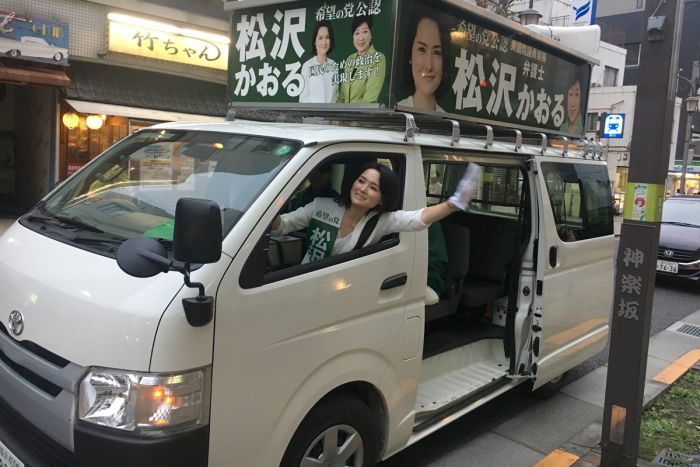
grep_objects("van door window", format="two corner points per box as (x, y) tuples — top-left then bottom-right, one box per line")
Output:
(241, 154), (405, 287)
(541, 163), (613, 241)
(426, 163), (523, 219)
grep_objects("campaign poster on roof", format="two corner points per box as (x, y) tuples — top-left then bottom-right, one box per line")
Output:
(229, 0), (395, 107)
(394, 0), (591, 137)
(0, 11), (69, 66)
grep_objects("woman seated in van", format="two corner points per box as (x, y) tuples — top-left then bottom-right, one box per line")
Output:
(272, 161), (480, 264)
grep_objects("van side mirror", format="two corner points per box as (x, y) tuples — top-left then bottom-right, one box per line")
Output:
(173, 198), (222, 264)
(116, 198), (223, 327)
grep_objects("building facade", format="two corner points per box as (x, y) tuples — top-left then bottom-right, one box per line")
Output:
(0, 0), (229, 215)
(597, 0), (700, 195)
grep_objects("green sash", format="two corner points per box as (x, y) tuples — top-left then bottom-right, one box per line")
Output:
(302, 215), (340, 263)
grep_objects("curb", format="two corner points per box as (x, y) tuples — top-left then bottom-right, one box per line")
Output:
(533, 348), (700, 467)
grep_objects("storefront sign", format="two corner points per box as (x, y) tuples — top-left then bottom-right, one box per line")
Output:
(108, 13), (229, 71)
(0, 11), (69, 65)
(673, 143), (700, 173)
(228, 0), (592, 137)
(66, 161), (86, 177)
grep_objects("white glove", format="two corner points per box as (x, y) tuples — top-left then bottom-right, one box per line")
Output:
(447, 163), (481, 211)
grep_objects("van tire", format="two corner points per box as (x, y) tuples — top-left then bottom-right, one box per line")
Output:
(280, 394), (379, 467)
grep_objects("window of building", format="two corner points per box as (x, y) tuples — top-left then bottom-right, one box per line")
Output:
(59, 101), (162, 182)
(636, 0), (644, 9)
(603, 66), (619, 86)
(586, 113), (599, 132)
(624, 43), (641, 67)
(541, 163), (613, 241)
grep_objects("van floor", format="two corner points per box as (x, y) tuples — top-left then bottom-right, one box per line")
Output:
(415, 339), (508, 421)
(423, 315), (505, 359)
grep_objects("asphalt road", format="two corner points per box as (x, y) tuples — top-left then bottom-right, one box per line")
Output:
(379, 278), (700, 466)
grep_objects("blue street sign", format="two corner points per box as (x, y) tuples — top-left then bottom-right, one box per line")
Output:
(603, 113), (624, 138)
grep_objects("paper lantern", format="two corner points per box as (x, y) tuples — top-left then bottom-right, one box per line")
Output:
(86, 114), (104, 130)
(62, 112), (80, 129)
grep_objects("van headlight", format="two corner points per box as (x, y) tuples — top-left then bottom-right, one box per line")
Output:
(78, 366), (210, 435)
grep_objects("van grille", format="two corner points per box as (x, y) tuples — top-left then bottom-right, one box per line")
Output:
(0, 322), (70, 368)
(0, 322), (65, 397)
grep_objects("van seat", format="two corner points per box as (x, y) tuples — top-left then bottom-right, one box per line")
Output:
(425, 222), (469, 322)
(459, 214), (519, 307)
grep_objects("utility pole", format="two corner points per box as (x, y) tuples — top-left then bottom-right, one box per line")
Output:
(600, 0), (684, 465)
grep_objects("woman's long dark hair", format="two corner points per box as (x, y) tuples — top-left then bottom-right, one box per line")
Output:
(337, 161), (399, 213)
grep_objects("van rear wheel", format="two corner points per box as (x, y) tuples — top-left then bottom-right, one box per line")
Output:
(280, 395), (378, 467)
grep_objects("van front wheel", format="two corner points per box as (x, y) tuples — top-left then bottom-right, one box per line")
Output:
(280, 395), (378, 467)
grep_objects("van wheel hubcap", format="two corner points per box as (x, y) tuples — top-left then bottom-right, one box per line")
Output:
(301, 424), (364, 467)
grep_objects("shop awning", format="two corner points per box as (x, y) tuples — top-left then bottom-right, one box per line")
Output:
(65, 99), (223, 123)
(64, 61), (227, 118)
(0, 65), (70, 87)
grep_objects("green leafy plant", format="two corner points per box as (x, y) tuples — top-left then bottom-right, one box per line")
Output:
(639, 369), (700, 461)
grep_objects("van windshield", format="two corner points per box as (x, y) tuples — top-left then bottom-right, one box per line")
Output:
(22, 129), (301, 255)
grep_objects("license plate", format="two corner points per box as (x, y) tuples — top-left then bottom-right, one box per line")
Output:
(656, 259), (679, 273)
(0, 440), (24, 467)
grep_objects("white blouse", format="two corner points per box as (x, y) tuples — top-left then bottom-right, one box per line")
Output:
(274, 198), (427, 257)
(299, 56), (338, 104)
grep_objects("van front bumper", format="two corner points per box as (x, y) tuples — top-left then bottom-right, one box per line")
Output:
(0, 396), (209, 467)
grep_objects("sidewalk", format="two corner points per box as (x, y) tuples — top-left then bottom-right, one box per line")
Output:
(532, 309), (700, 467)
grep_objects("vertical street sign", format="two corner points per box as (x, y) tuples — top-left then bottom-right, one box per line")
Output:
(600, 0), (684, 465)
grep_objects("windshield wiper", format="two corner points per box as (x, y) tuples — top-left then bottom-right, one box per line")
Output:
(25, 212), (104, 233)
(53, 215), (104, 233)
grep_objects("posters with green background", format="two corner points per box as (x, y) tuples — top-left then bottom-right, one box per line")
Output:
(228, 0), (591, 137)
(229, 0), (395, 106)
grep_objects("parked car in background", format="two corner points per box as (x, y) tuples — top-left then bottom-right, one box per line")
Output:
(657, 196), (700, 281)
(0, 36), (68, 62)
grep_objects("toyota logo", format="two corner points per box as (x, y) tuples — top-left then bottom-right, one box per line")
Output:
(8, 310), (24, 336)
(663, 250), (674, 258)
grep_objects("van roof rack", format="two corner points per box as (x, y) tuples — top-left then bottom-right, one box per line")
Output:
(227, 106), (602, 158)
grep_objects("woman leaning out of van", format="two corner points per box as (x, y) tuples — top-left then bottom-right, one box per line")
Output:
(271, 162), (481, 263)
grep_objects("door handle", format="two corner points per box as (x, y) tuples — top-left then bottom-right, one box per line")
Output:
(381, 273), (407, 290)
(549, 246), (558, 268)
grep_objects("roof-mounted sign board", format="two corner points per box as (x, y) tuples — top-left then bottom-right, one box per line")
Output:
(0, 11), (69, 66)
(227, 0), (593, 137)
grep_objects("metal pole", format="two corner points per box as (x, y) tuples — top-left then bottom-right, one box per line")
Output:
(680, 107), (693, 193)
(600, 0), (684, 465)
(679, 61), (699, 194)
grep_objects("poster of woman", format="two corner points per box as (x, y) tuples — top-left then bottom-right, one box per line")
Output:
(299, 20), (338, 103)
(560, 71), (585, 134)
(398, 8), (451, 112)
(337, 16), (387, 104)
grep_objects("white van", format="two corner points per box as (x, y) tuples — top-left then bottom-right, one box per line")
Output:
(0, 113), (614, 466)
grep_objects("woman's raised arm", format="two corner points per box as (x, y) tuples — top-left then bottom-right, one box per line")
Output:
(420, 163), (481, 224)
